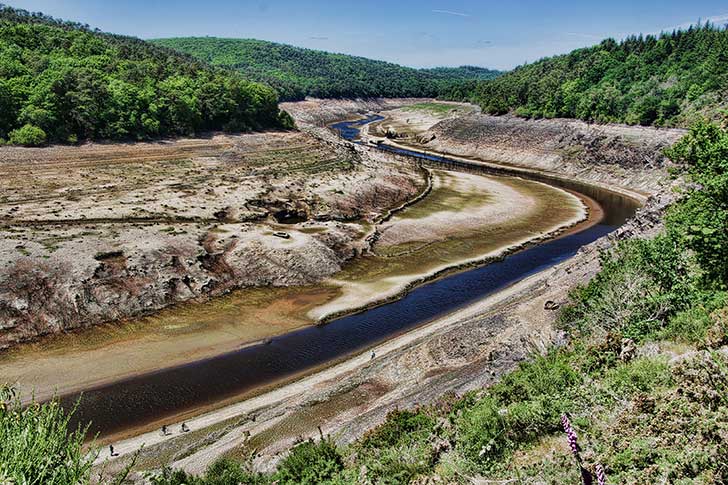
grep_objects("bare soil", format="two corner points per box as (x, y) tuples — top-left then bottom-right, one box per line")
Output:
(0, 129), (423, 349)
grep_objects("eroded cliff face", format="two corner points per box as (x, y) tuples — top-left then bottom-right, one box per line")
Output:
(0, 117), (425, 348)
(421, 114), (686, 194)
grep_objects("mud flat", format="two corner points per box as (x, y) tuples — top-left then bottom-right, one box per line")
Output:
(0, 285), (338, 403)
(311, 168), (585, 320)
(0, 129), (425, 349)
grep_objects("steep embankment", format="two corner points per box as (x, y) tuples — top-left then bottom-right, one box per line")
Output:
(367, 106), (684, 195)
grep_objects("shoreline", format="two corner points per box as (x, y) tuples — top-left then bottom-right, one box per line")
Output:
(91, 207), (618, 467)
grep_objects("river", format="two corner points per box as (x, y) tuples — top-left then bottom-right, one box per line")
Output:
(61, 116), (640, 438)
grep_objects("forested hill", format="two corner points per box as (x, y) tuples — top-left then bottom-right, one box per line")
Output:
(442, 24), (728, 127)
(151, 37), (501, 101)
(0, 5), (293, 146)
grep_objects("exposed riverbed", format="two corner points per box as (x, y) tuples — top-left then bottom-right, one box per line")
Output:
(0, 113), (636, 444)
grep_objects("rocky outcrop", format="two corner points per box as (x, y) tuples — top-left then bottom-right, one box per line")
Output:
(0, 114), (426, 349)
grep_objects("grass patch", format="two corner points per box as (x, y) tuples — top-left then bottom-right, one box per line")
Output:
(402, 102), (461, 116)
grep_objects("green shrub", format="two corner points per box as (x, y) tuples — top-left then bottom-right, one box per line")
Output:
(456, 396), (508, 466)
(665, 121), (728, 287)
(0, 386), (96, 484)
(660, 297), (725, 344)
(274, 438), (344, 485)
(602, 357), (672, 396)
(560, 234), (698, 341)
(148, 458), (269, 485)
(359, 409), (435, 450)
(490, 351), (581, 405)
(362, 444), (434, 484)
(8, 123), (47, 146)
(148, 467), (199, 485)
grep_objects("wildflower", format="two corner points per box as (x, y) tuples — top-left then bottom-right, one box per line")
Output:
(595, 464), (607, 485)
(560, 414), (579, 456)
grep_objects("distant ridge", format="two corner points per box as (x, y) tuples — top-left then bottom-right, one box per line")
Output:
(152, 37), (501, 100)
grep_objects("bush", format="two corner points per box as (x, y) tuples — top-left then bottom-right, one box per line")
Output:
(362, 444), (434, 484)
(274, 438), (344, 485)
(360, 409), (435, 450)
(456, 396), (507, 465)
(8, 123), (47, 146)
(602, 357), (672, 396)
(148, 458), (270, 485)
(490, 351), (581, 405)
(665, 121), (728, 287)
(0, 386), (95, 484)
(560, 235), (697, 341)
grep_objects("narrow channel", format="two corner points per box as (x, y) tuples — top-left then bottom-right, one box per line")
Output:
(62, 116), (640, 438)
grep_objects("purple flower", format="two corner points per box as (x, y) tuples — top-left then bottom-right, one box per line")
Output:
(595, 464), (607, 485)
(561, 414), (579, 456)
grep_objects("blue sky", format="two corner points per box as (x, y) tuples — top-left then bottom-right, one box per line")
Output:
(5, 0), (728, 70)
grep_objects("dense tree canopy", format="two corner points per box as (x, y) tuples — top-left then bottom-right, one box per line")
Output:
(0, 5), (293, 145)
(152, 37), (501, 101)
(442, 24), (728, 127)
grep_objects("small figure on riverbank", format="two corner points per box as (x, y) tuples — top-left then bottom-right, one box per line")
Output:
(371, 351), (376, 360)
(161, 425), (168, 436)
(181, 422), (189, 433)
(109, 444), (116, 457)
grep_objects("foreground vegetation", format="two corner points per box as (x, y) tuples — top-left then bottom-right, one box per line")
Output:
(0, 5), (293, 146)
(4, 121), (724, 483)
(444, 24), (728, 127)
(0, 387), (96, 483)
(151, 37), (501, 101)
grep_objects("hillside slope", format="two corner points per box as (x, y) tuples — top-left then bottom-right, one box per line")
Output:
(0, 5), (292, 145)
(152, 37), (501, 100)
(444, 24), (728, 127)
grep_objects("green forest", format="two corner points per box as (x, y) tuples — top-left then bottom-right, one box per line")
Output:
(151, 37), (501, 101)
(0, 5), (293, 146)
(443, 24), (728, 127)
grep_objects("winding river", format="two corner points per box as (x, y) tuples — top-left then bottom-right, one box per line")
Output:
(62, 116), (640, 438)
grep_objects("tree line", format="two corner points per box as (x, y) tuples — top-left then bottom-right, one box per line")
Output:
(0, 5), (293, 146)
(442, 24), (728, 127)
(152, 37), (501, 101)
